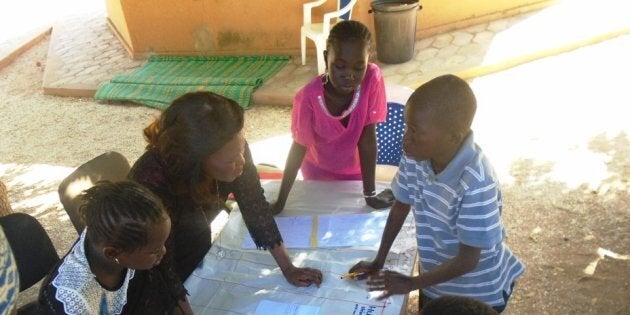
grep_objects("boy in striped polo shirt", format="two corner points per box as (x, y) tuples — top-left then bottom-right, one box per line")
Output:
(349, 74), (524, 313)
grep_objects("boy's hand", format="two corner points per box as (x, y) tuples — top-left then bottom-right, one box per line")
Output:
(348, 260), (382, 279)
(365, 189), (395, 209)
(367, 270), (416, 300)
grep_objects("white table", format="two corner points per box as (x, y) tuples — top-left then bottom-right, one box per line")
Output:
(184, 180), (416, 315)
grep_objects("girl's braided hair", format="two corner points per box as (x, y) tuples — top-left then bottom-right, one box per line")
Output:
(80, 180), (168, 252)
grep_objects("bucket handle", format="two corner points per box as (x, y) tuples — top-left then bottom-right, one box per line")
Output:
(368, 4), (423, 14)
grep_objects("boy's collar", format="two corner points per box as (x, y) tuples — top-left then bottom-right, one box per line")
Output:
(428, 132), (477, 182)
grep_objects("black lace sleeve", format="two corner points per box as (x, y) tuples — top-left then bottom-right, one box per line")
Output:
(222, 143), (283, 249)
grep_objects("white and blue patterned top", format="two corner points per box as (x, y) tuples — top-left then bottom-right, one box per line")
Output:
(391, 132), (525, 307)
(0, 227), (19, 315)
(43, 230), (134, 315)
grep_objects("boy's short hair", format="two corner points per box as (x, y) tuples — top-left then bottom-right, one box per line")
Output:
(408, 74), (477, 136)
(421, 295), (499, 315)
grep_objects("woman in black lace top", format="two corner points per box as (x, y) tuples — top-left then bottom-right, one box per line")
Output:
(123, 92), (322, 315)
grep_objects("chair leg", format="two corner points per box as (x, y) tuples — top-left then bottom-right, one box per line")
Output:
(315, 39), (326, 75)
(0, 180), (13, 217)
(301, 29), (307, 66)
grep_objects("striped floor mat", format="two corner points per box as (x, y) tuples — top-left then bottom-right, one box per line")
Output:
(95, 55), (289, 109)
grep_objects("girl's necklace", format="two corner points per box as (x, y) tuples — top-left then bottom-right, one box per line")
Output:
(317, 84), (362, 120)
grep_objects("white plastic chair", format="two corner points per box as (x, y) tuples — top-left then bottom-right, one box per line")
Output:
(301, 0), (358, 74)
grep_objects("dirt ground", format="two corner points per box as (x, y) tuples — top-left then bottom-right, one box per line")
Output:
(1, 36), (628, 314)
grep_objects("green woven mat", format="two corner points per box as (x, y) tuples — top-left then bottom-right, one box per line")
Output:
(95, 55), (289, 110)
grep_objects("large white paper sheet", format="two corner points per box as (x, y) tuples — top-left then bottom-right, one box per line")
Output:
(242, 215), (314, 249)
(185, 181), (417, 315)
(241, 212), (388, 250)
(317, 212), (387, 248)
(254, 300), (319, 315)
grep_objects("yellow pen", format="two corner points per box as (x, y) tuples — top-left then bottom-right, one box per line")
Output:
(340, 272), (365, 279)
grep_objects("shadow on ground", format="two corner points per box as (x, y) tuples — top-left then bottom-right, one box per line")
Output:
(501, 132), (629, 314)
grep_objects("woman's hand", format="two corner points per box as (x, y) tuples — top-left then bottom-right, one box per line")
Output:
(367, 270), (417, 300)
(282, 265), (323, 287)
(365, 189), (395, 209)
(269, 245), (321, 287)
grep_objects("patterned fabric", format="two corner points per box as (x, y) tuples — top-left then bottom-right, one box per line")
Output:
(376, 102), (406, 166)
(39, 230), (134, 315)
(391, 132), (525, 307)
(291, 63), (387, 179)
(95, 55), (289, 110)
(126, 143), (283, 308)
(0, 227), (18, 315)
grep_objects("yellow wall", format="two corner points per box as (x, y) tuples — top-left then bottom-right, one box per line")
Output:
(106, 0), (555, 59)
(105, 0), (133, 55)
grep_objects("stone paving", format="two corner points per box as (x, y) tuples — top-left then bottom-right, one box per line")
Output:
(37, 9), (536, 105)
(3, 0), (629, 106)
(42, 10), (144, 97)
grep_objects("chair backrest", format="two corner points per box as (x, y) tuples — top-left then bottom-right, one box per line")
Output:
(303, 0), (357, 26)
(376, 84), (414, 166)
(58, 151), (130, 234)
(330, 0), (357, 23)
(376, 102), (406, 166)
(338, 0), (354, 20)
(0, 213), (59, 292)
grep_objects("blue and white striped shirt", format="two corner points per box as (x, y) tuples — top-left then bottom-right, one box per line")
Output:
(391, 132), (524, 307)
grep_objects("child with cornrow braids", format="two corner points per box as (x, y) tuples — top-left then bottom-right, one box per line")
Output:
(38, 181), (171, 315)
(273, 20), (393, 214)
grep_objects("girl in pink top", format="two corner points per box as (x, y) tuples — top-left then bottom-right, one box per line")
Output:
(273, 21), (393, 214)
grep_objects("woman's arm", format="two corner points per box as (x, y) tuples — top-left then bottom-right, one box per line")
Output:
(272, 141), (307, 214)
(358, 124), (392, 209)
(268, 244), (322, 287)
(230, 143), (323, 286)
(229, 143), (284, 248)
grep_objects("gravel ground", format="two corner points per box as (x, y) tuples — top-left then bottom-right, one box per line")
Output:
(1, 35), (629, 314)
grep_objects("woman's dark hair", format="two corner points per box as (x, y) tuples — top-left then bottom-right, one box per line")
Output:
(326, 20), (372, 50)
(80, 180), (168, 252)
(143, 91), (244, 204)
